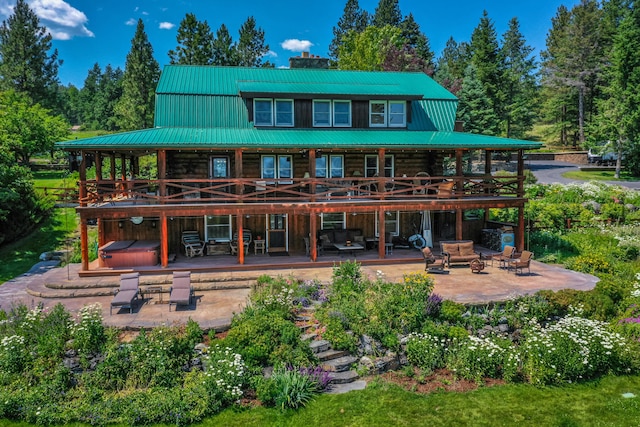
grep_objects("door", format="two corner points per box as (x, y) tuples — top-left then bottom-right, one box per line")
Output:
(267, 214), (288, 253)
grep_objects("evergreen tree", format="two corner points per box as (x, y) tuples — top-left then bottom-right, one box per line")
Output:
(500, 17), (537, 138)
(434, 37), (469, 94)
(212, 24), (237, 66)
(168, 13), (214, 65)
(79, 63), (102, 127)
(400, 13), (434, 71)
(0, 0), (61, 109)
(329, 0), (369, 61)
(373, 0), (402, 27)
(457, 64), (501, 135)
(95, 65), (123, 131)
(469, 10), (503, 122)
(235, 16), (269, 67)
(114, 19), (160, 131)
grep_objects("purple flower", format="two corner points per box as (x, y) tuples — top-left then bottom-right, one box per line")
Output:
(425, 293), (443, 317)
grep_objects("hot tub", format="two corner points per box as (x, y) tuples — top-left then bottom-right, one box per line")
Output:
(99, 240), (160, 268)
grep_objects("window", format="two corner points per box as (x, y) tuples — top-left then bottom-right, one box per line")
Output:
(205, 215), (231, 242)
(389, 101), (406, 127)
(275, 99), (294, 126)
(254, 99), (273, 126)
(369, 100), (407, 127)
(209, 157), (229, 178)
(369, 101), (387, 127)
(333, 100), (351, 127)
(262, 155), (293, 183)
(364, 154), (394, 178)
(316, 155), (344, 178)
(321, 213), (346, 230)
(375, 211), (400, 237)
(313, 100), (332, 127)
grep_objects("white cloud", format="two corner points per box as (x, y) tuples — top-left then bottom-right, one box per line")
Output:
(125, 18), (136, 26)
(281, 39), (313, 52)
(28, 0), (94, 40)
(264, 50), (278, 58)
(159, 21), (174, 30)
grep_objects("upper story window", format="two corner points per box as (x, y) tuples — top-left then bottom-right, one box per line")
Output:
(255, 99), (294, 127)
(254, 99), (273, 126)
(316, 155), (344, 178)
(313, 100), (351, 127)
(275, 99), (294, 126)
(369, 100), (407, 128)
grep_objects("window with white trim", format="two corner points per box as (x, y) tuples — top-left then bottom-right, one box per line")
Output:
(261, 155), (293, 183)
(333, 100), (351, 127)
(316, 155), (344, 178)
(275, 99), (294, 126)
(205, 215), (232, 242)
(313, 100), (332, 127)
(388, 101), (406, 127)
(369, 101), (387, 127)
(254, 99), (273, 126)
(321, 213), (346, 230)
(364, 154), (394, 178)
(375, 211), (400, 237)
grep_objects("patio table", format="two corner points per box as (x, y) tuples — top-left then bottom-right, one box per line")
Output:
(334, 243), (365, 257)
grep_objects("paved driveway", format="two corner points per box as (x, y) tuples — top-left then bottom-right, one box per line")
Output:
(527, 160), (640, 189)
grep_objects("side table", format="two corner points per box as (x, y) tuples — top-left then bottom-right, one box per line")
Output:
(254, 239), (266, 255)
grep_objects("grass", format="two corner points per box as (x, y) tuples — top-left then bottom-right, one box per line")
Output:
(32, 170), (78, 189)
(0, 208), (78, 282)
(563, 169), (638, 181)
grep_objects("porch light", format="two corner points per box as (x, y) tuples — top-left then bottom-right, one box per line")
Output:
(118, 221), (123, 228)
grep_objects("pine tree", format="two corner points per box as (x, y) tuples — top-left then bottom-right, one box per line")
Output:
(80, 63), (102, 127)
(434, 37), (470, 94)
(500, 17), (537, 138)
(168, 13), (214, 65)
(212, 24), (237, 66)
(457, 64), (501, 135)
(235, 17), (269, 67)
(96, 65), (123, 131)
(329, 0), (369, 61)
(469, 10), (503, 122)
(373, 0), (402, 27)
(0, 0), (61, 109)
(400, 13), (434, 71)
(114, 19), (160, 131)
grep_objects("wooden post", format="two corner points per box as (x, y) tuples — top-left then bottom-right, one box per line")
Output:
(378, 209), (386, 259)
(517, 206), (525, 252)
(517, 149), (525, 197)
(378, 148), (386, 199)
(310, 212), (317, 261)
(455, 149), (463, 193)
(120, 153), (126, 194)
(160, 212), (169, 267)
(79, 150), (87, 207)
(158, 150), (166, 201)
(80, 216), (89, 271)
(456, 209), (463, 241)
(235, 149), (244, 196)
(110, 153), (116, 180)
(237, 215), (244, 265)
(309, 149), (316, 200)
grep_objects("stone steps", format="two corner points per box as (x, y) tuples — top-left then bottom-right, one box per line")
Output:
(316, 348), (350, 362)
(320, 355), (359, 372)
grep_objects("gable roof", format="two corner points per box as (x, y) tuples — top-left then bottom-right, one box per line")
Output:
(156, 65), (458, 100)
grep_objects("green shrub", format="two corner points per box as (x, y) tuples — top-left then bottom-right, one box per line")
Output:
(267, 365), (321, 410)
(406, 333), (447, 374)
(72, 303), (105, 358)
(446, 335), (516, 383)
(202, 345), (246, 405)
(438, 300), (465, 324)
(185, 317), (204, 345)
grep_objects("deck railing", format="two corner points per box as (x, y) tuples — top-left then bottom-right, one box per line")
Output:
(80, 175), (523, 206)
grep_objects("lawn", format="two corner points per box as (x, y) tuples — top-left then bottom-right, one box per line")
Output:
(563, 169), (637, 181)
(0, 208), (78, 282)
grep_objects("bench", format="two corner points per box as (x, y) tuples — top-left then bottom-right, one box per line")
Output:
(440, 240), (480, 267)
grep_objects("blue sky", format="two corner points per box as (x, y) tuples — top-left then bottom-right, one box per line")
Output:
(0, 0), (579, 88)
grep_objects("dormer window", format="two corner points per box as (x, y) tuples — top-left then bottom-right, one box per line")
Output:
(369, 100), (407, 128)
(313, 100), (331, 127)
(254, 99), (294, 127)
(275, 99), (294, 126)
(313, 100), (351, 127)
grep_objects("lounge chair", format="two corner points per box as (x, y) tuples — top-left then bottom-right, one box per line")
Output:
(422, 247), (446, 273)
(169, 271), (194, 311)
(492, 245), (516, 268)
(182, 231), (205, 257)
(508, 251), (534, 275)
(110, 272), (140, 315)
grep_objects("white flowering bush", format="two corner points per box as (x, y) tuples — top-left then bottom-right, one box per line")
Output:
(251, 276), (297, 313)
(202, 344), (245, 404)
(446, 335), (518, 383)
(0, 334), (28, 373)
(521, 316), (632, 385)
(406, 333), (448, 374)
(72, 303), (105, 356)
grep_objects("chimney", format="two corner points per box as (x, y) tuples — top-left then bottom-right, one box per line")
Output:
(289, 52), (330, 69)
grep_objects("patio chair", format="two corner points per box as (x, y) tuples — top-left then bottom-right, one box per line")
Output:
(169, 271), (194, 311)
(508, 250), (534, 275)
(110, 272), (140, 315)
(422, 247), (446, 273)
(492, 245), (516, 268)
(182, 231), (205, 257)
(412, 172), (430, 195)
(230, 230), (252, 255)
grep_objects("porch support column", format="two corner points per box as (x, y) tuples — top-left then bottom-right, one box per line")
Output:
(237, 215), (245, 265)
(309, 149), (316, 201)
(517, 149), (525, 197)
(484, 149), (492, 223)
(95, 152), (103, 180)
(110, 153), (116, 181)
(455, 149), (463, 192)
(517, 206), (525, 252)
(79, 150), (87, 207)
(484, 149), (492, 175)
(160, 212), (169, 267)
(456, 209), (463, 241)
(378, 209), (386, 259)
(235, 149), (244, 196)
(158, 150), (166, 201)
(378, 148), (386, 199)
(120, 153), (126, 194)
(310, 211), (317, 262)
(80, 216), (89, 271)
(132, 156), (139, 176)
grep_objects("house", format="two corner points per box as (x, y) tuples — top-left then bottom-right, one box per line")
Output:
(57, 60), (541, 274)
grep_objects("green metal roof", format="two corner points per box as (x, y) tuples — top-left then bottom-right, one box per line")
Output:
(156, 65), (457, 100)
(57, 127), (542, 151)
